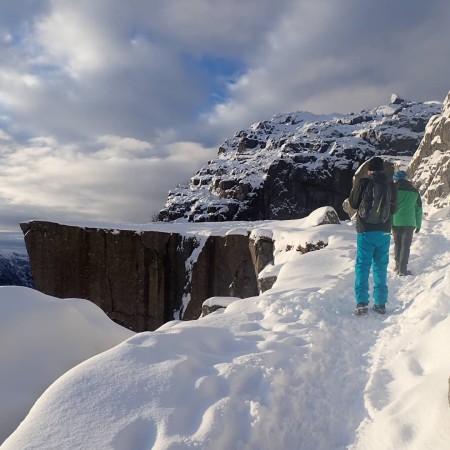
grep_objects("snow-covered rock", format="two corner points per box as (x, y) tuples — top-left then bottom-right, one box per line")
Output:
(200, 296), (240, 317)
(410, 90), (450, 216)
(159, 97), (440, 223)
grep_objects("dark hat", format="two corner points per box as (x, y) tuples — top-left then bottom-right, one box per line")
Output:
(367, 157), (384, 172)
(393, 170), (407, 180)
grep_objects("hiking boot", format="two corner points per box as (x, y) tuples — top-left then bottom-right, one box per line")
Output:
(355, 303), (368, 315)
(373, 304), (386, 314)
(398, 270), (412, 276)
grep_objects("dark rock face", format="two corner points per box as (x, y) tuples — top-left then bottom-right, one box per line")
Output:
(182, 234), (258, 320)
(258, 275), (277, 293)
(20, 221), (263, 331)
(21, 207), (341, 330)
(249, 235), (275, 293)
(159, 98), (440, 223)
(249, 236), (274, 275)
(21, 221), (175, 331)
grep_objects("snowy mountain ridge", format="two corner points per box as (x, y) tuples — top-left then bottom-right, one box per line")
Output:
(0, 252), (33, 288)
(159, 95), (441, 222)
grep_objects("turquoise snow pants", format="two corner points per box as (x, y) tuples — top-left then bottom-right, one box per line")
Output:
(355, 231), (391, 306)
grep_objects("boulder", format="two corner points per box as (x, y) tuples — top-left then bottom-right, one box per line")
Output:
(258, 275), (277, 293)
(200, 297), (240, 317)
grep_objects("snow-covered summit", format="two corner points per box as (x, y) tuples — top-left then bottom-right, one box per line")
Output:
(159, 97), (441, 223)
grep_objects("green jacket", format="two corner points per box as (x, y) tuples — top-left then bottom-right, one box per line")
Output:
(392, 179), (422, 228)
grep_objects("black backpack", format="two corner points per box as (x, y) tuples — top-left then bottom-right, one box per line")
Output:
(358, 180), (392, 224)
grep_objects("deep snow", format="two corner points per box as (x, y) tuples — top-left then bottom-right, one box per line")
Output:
(2, 209), (450, 449)
(0, 287), (134, 444)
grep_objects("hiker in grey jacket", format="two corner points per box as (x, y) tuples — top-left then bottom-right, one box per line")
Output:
(348, 157), (398, 315)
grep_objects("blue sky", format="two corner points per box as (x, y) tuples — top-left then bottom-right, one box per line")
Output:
(0, 0), (450, 232)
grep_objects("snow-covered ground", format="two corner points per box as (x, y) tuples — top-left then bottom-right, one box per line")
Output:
(2, 210), (450, 449)
(0, 288), (134, 444)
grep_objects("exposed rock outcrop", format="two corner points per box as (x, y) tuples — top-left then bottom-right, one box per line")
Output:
(183, 233), (258, 320)
(409, 91), (450, 214)
(159, 97), (440, 223)
(200, 297), (240, 317)
(21, 221), (262, 331)
(21, 208), (339, 331)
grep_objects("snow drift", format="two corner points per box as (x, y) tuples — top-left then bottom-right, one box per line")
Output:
(0, 287), (134, 444)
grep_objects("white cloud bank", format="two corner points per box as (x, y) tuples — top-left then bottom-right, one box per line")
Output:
(0, 134), (216, 228)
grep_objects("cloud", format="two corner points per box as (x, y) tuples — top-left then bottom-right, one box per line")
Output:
(204, 0), (450, 136)
(33, 5), (114, 77)
(0, 0), (297, 142)
(0, 0), (450, 233)
(1, 2), (206, 140)
(0, 134), (216, 229)
(3, 0), (450, 142)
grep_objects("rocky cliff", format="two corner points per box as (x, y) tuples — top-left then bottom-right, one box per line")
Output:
(21, 221), (264, 331)
(21, 209), (339, 331)
(409, 91), (450, 214)
(159, 95), (440, 223)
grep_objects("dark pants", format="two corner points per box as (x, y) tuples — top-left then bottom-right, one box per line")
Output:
(392, 226), (414, 274)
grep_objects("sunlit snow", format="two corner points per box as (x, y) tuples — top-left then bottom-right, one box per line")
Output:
(2, 207), (450, 449)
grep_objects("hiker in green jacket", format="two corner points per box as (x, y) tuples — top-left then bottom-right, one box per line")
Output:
(392, 171), (423, 276)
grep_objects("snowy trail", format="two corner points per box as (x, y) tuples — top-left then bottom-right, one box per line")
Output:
(228, 219), (450, 449)
(351, 218), (450, 449)
(246, 250), (391, 449)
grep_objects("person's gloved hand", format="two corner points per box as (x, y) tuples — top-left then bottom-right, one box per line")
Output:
(415, 228), (420, 234)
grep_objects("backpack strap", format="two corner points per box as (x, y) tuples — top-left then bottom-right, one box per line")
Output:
(358, 178), (370, 206)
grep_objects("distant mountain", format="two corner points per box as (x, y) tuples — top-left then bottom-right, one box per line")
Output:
(0, 252), (33, 288)
(159, 95), (441, 222)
